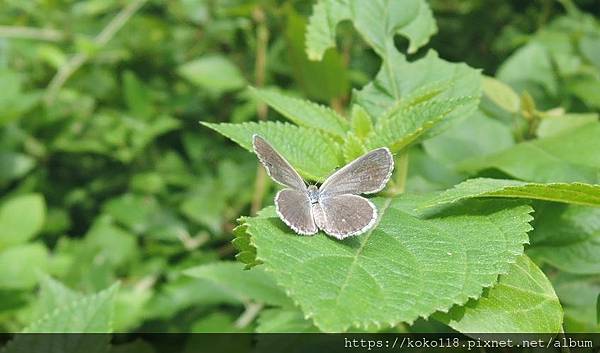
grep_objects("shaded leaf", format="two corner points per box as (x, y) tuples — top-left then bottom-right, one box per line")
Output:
(285, 8), (349, 101)
(423, 111), (515, 168)
(256, 308), (318, 333)
(460, 122), (600, 183)
(184, 261), (292, 307)
(437, 255), (562, 333)
(528, 203), (600, 274)
(0, 152), (35, 184)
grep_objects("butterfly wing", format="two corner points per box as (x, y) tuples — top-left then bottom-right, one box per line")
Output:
(313, 195), (376, 239)
(252, 134), (306, 191)
(319, 147), (393, 198)
(275, 189), (318, 235)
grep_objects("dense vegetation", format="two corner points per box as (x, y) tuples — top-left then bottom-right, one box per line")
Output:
(0, 0), (599, 341)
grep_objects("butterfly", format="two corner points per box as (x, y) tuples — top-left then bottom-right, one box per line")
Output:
(252, 134), (394, 239)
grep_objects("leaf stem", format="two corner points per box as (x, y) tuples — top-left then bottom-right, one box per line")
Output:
(234, 302), (263, 328)
(250, 7), (270, 215)
(44, 0), (147, 104)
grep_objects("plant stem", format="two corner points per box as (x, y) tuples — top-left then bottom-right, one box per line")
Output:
(0, 26), (65, 42)
(250, 7), (270, 215)
(386, 151), (409, 196)
(234, 302), (263, 328)
(44, 0), (147, 104)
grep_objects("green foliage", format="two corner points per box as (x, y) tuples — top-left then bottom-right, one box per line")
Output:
(241, 200), (532, 331)
(0, 0), (598, 339)
(437, 255), (563, 333)
(421, 178), (600, 208)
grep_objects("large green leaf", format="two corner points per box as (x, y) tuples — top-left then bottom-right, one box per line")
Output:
(0, 243), (48, 290)
(0, 194), (46, 249)
(285, 8), (349, 101)
(355, 50), (481, 132)
(528, 203), (600, 274)
(241, 198), (532, 332)
(552, 273), (600, 332)
(306, 0), (436, 60)
(460, 122), (600, 183)
(184, 261), (292, 307)
(420, 178), (600, 209)
(202, 121), (343, 181)
(249, 88), (349, 137)
(437, 255), (563, 333)
(423, 110), (515, 168)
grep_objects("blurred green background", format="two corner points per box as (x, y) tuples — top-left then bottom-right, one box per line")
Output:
(0, 0), (599, 334)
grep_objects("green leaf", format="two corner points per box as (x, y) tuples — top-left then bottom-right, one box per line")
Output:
(178, 54), (246, 95)
(482, 76), (520, 113)
(232, 223), (261, 269)
(33, 275), (82, 321)
(306, 0), (436, 60)
(437, 255), (562, 333)
(241, 198), (532, 332)
(364, 96), (478, 152)
(0, 243), (48, 290)
(249, 88), (349, 137)
(184, 261), (292, 307)
(285, 8), (349, 101)
(2, 283), (119, 353)
(0, 194), (46, 249)
(536, 112), (598, 138)
(551, 273), (600, 332)
(342, 133), (367, 163)
(202, 121), (343, 181)
(528, 203), (600, 274)
(355, 50), (481, 131)
(256, 308), (318, 333)
(122, 70), (153, 119)
(460, 122), (600, 183)
(420, 178), (600, 209)
(25, 283), (119, 332)
(350, 105), (374, 139)
(497, 42), (557, 95)
(423, 111), (515, 168)
(0, 152), (35, 183)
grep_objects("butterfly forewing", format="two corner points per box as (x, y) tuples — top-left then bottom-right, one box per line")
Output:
(252, 135), (306, 191)
(314, 195), (377, 239)
(275, 189), (317, 235)
(319, 148), (393, 198)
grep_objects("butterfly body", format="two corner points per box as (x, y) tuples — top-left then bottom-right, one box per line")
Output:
(253, 134), (394, 240)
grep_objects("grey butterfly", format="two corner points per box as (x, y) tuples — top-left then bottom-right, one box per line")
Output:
(252, 134), (394, 239)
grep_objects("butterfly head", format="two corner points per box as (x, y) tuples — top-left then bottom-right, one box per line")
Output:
(307, 185), (319, 204)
